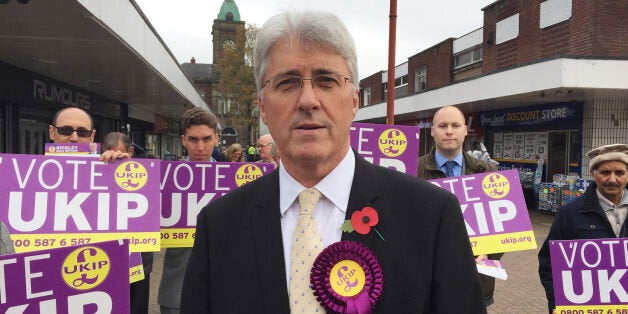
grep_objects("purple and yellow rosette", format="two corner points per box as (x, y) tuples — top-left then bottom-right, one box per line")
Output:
(310, 241), (384, 314)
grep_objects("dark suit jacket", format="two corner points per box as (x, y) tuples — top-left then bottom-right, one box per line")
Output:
(181, 154), (486, 313)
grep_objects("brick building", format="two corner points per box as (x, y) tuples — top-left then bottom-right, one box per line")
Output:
(181, 0), (257, 148)
(356, 0), (628, 181)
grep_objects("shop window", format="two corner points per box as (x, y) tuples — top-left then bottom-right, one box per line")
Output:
(145, 134), (160, 157)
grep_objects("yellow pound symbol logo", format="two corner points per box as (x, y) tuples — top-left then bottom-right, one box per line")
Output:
(330, 260), (366, 297)
(378, 129), (407, 157)
(482, 173), (510, 199)
(62, 246), (111, 290)
(235, 164), (263, 187)
(115, 161), (148, 191)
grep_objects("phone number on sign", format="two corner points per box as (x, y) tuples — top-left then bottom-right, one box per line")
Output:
(12, 237), (91, 248)
(160, 231), (196, 240)
(559, 309), (628, 314)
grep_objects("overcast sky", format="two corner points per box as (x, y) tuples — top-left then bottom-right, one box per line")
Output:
(135, 0), (495, 79)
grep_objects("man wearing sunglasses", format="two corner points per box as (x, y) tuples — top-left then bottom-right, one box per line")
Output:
(49, 107), (95, 143)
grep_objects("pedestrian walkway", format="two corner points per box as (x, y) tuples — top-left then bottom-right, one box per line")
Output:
(488, 209), (553, 313)
(148, 209), (555, 314)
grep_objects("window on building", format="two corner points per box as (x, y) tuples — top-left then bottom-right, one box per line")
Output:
(496, 13), (520, 44)
(540, 0), (572, 28)
(384, 75), (408, 93)
(414, 66), (427, 92)
(363, 87), (371, 107)
(454, 46), (483, 69)
(394, 75), (408, 88)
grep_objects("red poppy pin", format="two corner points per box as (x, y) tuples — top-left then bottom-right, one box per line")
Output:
(341, 206), (385, 242)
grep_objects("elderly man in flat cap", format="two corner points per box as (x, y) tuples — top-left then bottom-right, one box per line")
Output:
(538, 143), (628, 314)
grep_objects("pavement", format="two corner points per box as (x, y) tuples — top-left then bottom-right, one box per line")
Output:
(147, 209), (555, 314)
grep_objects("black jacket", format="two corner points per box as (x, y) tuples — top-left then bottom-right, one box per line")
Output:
(538, 183), (628, 313)
(181, 154), (486, 313)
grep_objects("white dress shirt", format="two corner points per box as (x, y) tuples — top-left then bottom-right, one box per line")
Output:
(596, 189), (628, 237)
(279, 148), (355, 288)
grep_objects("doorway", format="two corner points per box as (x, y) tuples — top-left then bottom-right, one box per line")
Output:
(20, 119), (49, 155)
(546, 130), (579, 179)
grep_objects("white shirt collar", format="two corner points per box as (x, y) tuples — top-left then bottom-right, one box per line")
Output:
(279, 148), (355, 217)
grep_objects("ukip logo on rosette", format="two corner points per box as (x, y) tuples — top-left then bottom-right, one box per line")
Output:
(311, 241), (384, 314)
(235, 164), (263, 187)
(61, 246), (111, 290)
(115, 161), (148, 191)
(378, 129), (407, 158)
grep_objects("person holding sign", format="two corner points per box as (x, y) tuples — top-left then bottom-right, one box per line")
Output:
(102, 131), (154, 314)
(538, 143), (628, 314)
(417, 105), (502, 307)
(181, 11), (484, 313)
(159, 107), (220, 314)
(49, 107), (95, 144)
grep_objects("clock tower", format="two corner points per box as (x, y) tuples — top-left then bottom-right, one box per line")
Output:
(212, 0), (244, 65)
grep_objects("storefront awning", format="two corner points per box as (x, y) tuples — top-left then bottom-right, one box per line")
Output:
(0, 0), (208, 121)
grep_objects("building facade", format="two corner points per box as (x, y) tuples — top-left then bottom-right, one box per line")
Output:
(0, 0), (211, 158)
(181, 0), (258, 149)
(356, 0), (628, 181)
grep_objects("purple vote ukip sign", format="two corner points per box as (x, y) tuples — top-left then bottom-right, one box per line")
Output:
(0, 240), (130, 314)
(550, 238), (628, 312)
(160, 161), (275, 247)
(0, 154), (161, 253)
(429, 170), (537, 255)
(350, 122), (420, 175)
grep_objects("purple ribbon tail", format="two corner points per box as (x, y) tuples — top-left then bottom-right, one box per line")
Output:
(345, 291), (372, 314)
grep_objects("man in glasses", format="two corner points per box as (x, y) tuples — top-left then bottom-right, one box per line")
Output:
(257, 133), (279, 166)
(181, 10), (484, 313)
(49, 107), (95, 143)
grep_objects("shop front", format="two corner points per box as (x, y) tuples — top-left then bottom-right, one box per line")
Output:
(479, 102), (583, 181)
(0, 61), (127, 154)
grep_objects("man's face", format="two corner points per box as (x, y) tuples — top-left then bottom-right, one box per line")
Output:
(49, 108), (95, 143)
(257, 138), (274, 162)
(431, 107), (467, 156)
(258, 38), (358, 169)
(591, 161), (628, 203)
(181, 124), (218, 162)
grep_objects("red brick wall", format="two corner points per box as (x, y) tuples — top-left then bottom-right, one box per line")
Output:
(359, 71), (383, 106)
(482, 0), (628, 73)
(592, 1), (628, 56)
(407, 38), (453, 93)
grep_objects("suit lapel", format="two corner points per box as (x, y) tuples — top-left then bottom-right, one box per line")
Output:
(250, 171), (290, 312)
(341, 155), (381, 247)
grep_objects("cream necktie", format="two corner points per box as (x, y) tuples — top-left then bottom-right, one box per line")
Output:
(289, 188), (324, 313)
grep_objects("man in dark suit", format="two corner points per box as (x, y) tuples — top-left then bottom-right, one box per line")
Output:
(181, 10), (485, 313)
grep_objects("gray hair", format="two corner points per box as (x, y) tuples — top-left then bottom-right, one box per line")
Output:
(102, 132), (131, 152)
(254, 11), (359, 96)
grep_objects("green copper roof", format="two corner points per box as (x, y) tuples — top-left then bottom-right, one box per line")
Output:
(217, 0), (240, 21)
